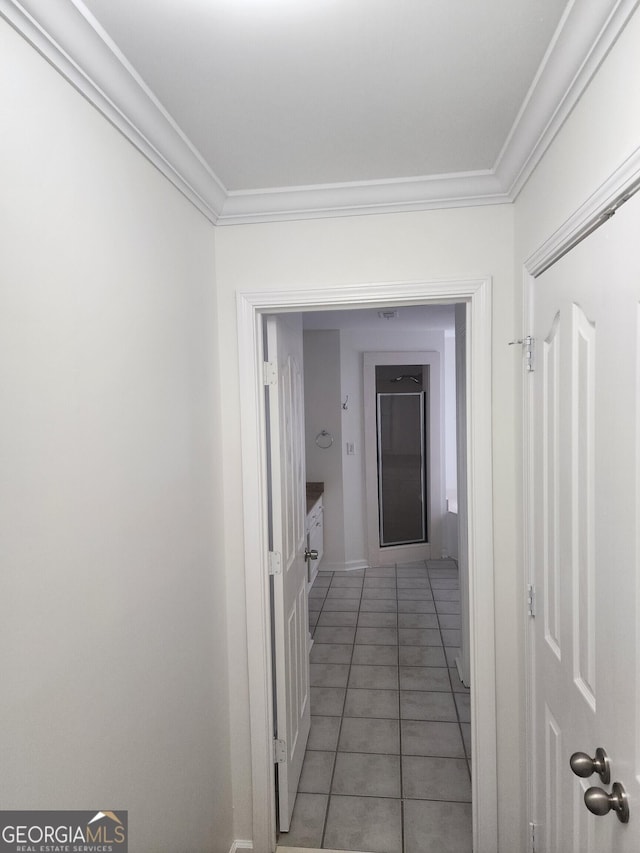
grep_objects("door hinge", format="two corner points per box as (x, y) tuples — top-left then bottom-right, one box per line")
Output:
(529, 821), (538, 853)
(268, 551), (282, 576)
(509, 335), (535, 372)
(263, 361), (278, 386)
(273, 738), (287, 763)
(527, 584), (536, 617)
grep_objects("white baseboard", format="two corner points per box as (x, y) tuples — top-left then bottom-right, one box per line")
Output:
(322, 559), (370, 572)
(455, 654), (470, 689)
(229, 841), (253, 853)
(345, 559), (370, 571)
(276, 848), (374, 853)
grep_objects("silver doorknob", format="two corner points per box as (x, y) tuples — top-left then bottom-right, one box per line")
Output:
(305, 548), (318, 561)
(569, 747), (610, 784)
(584, 782), (629, 823)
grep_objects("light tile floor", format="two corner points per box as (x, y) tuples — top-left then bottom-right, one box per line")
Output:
(278, 560), (472, 853)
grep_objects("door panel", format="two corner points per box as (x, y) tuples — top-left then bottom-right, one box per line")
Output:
(532, 192), (640, 851)
(571, 302), (596, 711)
(541, 312), (561, 662)
(266, 314), (310, 833)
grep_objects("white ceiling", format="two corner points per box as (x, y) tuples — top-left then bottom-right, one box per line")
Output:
(81, 0), (567, 191)
(4, 0), (634, 222)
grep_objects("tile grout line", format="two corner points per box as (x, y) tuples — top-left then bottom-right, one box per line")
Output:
(315, 570), (336, 851)
(430, 560), (472, 787)
(319, 569), (363, 850)
(299, 562), (469, 851)
(310, 571), (335, 849)
(429, 561), (471, 797)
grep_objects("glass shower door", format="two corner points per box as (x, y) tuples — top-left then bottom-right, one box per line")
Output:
(376, 391), (427, 546)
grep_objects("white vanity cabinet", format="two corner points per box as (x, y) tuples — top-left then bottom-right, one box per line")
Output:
(305, 495), (323, 585)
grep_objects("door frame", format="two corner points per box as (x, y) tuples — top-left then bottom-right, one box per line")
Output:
(522, 149), (640, 841)
(237, 277), (497, 853)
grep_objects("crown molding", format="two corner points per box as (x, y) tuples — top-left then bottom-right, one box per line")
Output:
(0, 0), (227, 224)
(2, 0), (637, 225)
(217, 171), (508, 225)
(495, 0), (640, 200)
(524, 141), (640, 277)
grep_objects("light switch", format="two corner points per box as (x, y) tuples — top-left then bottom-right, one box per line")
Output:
(346, 442), (356, 455)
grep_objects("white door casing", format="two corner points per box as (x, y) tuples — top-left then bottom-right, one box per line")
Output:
(526, 190), (640, 852)
(237, 278), (496, 853)
(265, 314), (311, 832)
(455, 304), (471, 687)
(363, 350), (443, 566)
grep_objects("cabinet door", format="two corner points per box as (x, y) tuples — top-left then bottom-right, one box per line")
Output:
(307, 500), (323, 582)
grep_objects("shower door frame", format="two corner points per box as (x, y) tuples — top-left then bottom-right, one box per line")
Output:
(364, 350), (443, 566)
(377, 390), (427, 547)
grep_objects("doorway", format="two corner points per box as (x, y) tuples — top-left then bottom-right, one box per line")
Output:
(283, 314), (461, 849)
(237, 278), (497, 853)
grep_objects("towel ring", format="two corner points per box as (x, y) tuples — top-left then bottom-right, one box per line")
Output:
(315, 430), (334, 449)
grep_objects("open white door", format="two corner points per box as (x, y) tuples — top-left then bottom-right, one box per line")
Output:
(265, 313), (311, 833)
(531, 191), (640, 851)
(454, 304), (470, 687)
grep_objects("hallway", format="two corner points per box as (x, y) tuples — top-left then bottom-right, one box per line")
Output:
(278, 560), (471, 853)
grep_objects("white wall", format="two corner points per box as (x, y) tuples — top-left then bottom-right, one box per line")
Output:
(8, 3), (638, 849)
(515, 8), (640, 262)
(303, 330), (345, 568)
(340, 327), (446, 566)
(513, 15), (640, 364)
(443, 327), (459, 557)
(4, 4), (636, 849)
(0, 20), (233, 853)
(303, 318), (455, 569)
(512, 7), (640, 848)
(444, 330), (458, 505)
(214, 203), (521, 847)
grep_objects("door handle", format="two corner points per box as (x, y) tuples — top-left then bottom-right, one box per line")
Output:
(305, 548), (318, 561)
(584, 783), (629, 823)
(569, 747), (610, 784)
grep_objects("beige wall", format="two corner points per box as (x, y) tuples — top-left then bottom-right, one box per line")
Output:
(214, 204), (524, 848)
(0, 19), (233, 853)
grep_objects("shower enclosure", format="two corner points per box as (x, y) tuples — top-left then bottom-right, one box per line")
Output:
(364, 351), (442, 566)
(376, 365), (428, 546)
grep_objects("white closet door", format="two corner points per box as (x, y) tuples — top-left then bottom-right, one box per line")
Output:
(532, 192), (640, 851)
